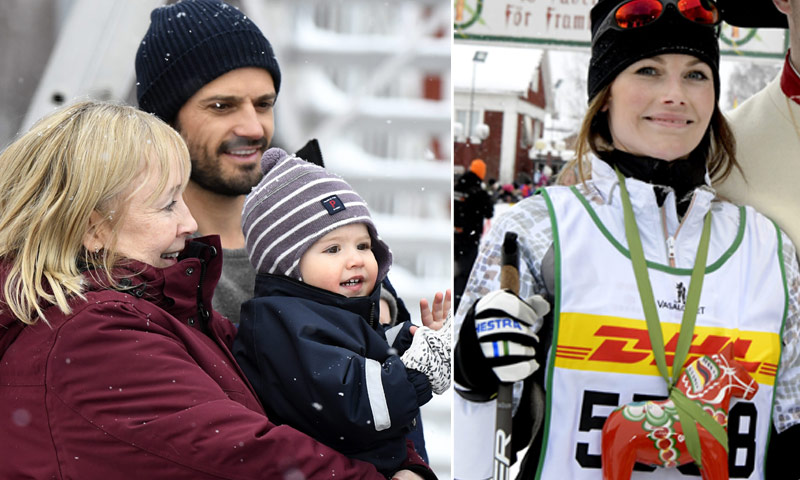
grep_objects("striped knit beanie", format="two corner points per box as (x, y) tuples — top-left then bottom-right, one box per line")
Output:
(242, 148), (392, 282)
(135, 0), (281, 123)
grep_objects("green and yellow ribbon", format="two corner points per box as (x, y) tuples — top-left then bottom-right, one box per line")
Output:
(615, 167), (727, 468)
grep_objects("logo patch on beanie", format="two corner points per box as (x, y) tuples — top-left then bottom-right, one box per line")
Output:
(321, 195), (346, 215)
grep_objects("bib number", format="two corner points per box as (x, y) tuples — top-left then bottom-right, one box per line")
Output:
(576, 389), (757, 477)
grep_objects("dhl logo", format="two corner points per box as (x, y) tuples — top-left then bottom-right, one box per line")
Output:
(555, 312), (781, 385)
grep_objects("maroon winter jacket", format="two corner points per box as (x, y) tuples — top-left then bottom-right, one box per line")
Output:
(0, 236), (433, 479)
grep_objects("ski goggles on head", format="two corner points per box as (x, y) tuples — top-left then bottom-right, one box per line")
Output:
(602, 0), (721, 31)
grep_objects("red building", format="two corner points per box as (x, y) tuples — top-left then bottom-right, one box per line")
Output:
(453, 44), (553, 184)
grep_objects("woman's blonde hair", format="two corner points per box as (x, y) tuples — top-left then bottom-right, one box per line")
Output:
(557, 84), (739, 186)
(0, 100), (190, 325)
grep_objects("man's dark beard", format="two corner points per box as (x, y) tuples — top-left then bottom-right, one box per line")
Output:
(187, 137), (267, 197)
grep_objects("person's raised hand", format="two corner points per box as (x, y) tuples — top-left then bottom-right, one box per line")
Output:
(416, 289), (451, 333)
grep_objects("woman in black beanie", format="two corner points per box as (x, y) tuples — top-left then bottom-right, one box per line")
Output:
(452, 1), (800, 479)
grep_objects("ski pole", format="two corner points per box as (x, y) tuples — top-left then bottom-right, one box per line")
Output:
(493, 231), (519, 480)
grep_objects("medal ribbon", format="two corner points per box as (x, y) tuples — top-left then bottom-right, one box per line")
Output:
(615, 168), (727, 468)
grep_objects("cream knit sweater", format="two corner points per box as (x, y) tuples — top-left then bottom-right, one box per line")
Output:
(717, 72), (800, 248)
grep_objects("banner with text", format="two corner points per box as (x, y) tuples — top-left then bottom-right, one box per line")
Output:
(454, 0), (788, 59)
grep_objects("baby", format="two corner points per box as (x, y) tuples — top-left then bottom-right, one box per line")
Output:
(233, 148), (450, 476)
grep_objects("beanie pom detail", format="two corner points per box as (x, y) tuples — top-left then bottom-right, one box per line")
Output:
(260, 147), (289, 174)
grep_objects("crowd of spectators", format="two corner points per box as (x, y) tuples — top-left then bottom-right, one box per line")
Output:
(481, 164), (558, 205)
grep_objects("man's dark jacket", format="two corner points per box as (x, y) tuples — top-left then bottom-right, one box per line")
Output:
(454, 171), (494, 245)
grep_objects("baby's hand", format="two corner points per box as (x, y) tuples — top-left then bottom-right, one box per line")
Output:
(401, 315), (452, 394)
(418, 289), (451, 331)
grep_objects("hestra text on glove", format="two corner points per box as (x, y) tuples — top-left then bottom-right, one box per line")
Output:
(473, 289), (549, 383)
(475, 317), (526, 333)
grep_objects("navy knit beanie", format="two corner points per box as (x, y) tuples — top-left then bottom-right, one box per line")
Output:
(242, 148), (392, 283)
(135, 0), (281, 123)
(588, 0), (720, 103)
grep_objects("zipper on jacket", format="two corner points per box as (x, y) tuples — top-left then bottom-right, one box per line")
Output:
(368, 302), (376, 328)
(196, 257), (210, 335)
(666, 236), (677, 268)
(660, 194), (698, 268)
(659, 206), (676, 268)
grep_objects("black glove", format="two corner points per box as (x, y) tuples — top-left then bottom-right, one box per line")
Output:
(766, 423), (800, 478)
(455, 290), (549, 399)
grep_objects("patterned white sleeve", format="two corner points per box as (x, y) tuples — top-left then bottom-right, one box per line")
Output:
(455, 196), (554, 334)
(400, 315), (451, 395)
(774, 231), (800, 433)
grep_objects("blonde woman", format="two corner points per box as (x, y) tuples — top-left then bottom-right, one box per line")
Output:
(0, 101), (432, 480)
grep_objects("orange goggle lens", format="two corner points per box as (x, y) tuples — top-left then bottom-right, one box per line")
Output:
(614, 0), (719, 29)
